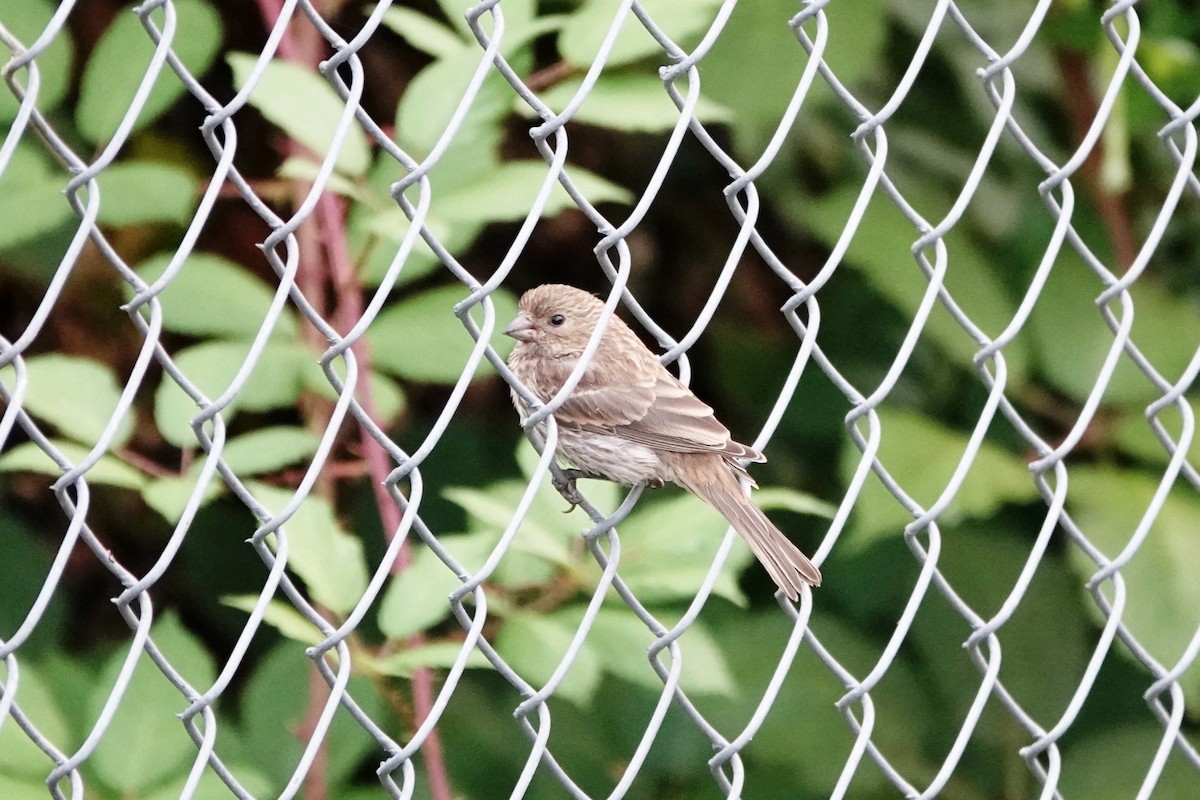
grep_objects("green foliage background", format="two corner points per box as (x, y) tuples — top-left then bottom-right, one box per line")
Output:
(2, 0), (1200, 797)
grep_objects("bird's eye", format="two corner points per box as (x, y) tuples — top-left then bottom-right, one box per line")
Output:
(549, 314), (566, 326)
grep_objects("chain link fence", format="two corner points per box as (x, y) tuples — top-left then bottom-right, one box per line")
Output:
(2, 0), (1200, 798)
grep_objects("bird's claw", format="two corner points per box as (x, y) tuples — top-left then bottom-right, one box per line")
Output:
(551, 471), (659, 512)
(553, 469), (589, 513)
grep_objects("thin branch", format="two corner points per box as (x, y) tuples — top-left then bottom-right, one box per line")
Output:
(1054, 48), (1138, 271)
(247, 2), (456, 796)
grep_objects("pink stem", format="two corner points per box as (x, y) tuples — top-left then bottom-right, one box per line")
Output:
(252, 3), (454, 799)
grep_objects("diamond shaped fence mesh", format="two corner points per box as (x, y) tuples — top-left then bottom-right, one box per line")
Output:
(2, 0), (1200, 798)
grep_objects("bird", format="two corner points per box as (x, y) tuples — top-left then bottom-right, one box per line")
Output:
(503, 283), (821, 600)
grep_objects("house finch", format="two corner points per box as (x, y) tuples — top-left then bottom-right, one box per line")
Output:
(504, 284), (821, 600)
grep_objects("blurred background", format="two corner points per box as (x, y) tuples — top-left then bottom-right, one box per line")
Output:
(2, 0), (1200, 797)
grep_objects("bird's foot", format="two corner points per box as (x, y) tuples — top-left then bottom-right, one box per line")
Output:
(553, 468), (595, 513)
(647, 477), (665, 490)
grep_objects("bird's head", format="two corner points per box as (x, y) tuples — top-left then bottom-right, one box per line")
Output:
(504, 284), (609, 357)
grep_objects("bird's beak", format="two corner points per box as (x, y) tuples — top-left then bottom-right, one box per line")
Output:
(504, 311), (536, 341)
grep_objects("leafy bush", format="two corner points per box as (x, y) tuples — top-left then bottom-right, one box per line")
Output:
(2, 0), (1199, 797)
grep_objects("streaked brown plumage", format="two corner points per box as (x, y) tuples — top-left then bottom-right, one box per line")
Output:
(504, 284), (821, 600)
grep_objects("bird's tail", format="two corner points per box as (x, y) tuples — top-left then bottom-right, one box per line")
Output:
(681, 462), (822, 601)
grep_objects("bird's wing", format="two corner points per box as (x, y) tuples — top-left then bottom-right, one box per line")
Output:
(555, 369), (762, 460)
(550, 369), (657, 428)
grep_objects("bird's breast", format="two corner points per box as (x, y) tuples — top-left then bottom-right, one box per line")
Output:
(555, 428), (662, 486)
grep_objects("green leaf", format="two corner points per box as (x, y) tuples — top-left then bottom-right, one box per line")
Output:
(804, 185), (1030, 386)
(454, 445), (666, 589)
(28, 655), (94, 752)
(378, 6), (466, 59)
(369, 641), (491, 676)
(227, 53), (371, 176)
(443, 468), (619, 588)
(95, 161), (196, 227)
(249, 483), (369, 614)
(0, 664), (73, 780)
(908, 522), (1092, 727)
(1111, 400), (1200, 468)
(134, 251), (299, 339)
(143, 474), (224, 523)
(714, 0), (884, 104)
(221, 426), (320, 475)
(366, 370), (409, 424)
(239, 641), (389, 791)
(0, 146), (71, 251)
(838, 408), (1036, 548)
(1138, 37), (1200, 119)
(352, 206), (450, 289)
(558, 0), (724, 69)
(703, 612), (925, 793)
(435, 0), (538, 41)
(0, 774), (56, 800)
(350, 152), (455, 289)
(366, 285), (519, 384)
(0, 178), (70, 251)
(378, 551), (461, 640)
(0, 0), (75, 123)
(378, 532), (497, 640)
(702, 0), (885, 157)
(222, 595), (323, 645)
(526, 73), (733, 133)
(394, 41), (510, 172)
(585, 609), (732, 697)
(277, 156), (364, 199)
(89, 613), (216, 792)
(0, 141), (59, 186)
(439, 161), (632, 224)
(304, 366), (408, 426)
(0, 440), (147, 490)
(1060, 724), (1200, 798)
(1027, 259), (1200, 407)
(451, 441), (633, 585)
(584, 609), (660, 691)
(154, 340), (314, 447)
(76, 0), (222, 143)
(495, 611), (602, 706)
(614, 491), (755, 605)
(0, 513), (66, 656)
(21, 354), (135, 447)
(671, 617), (736, 697)
(393, 13), (556, 190)
(444, 484), (575, 567)
(1065, 465), (1200, 710)
(141, 762), (276, 800)
(754, 486), (837, 519)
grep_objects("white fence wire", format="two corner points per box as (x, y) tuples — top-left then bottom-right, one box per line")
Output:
(2, 0), (1200, 798)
